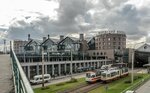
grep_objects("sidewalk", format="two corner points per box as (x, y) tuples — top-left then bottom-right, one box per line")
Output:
(136, 79), (150, 93)
(0, 55), (13, 93)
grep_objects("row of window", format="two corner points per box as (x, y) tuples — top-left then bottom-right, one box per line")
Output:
(96, 42), (124, 45)
(96, 46), (122, 50)
(93, 52), (106, 56)
(96, 37), (126, 41)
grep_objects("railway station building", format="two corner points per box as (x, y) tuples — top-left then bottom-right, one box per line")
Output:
(14, 31), (126, 79)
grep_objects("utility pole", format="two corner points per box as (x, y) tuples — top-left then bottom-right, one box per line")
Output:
(3, 39), (6, 54)
(131, 49), (134, 84)
(70, 50), (72, 79)
(42, 47), (45, 87)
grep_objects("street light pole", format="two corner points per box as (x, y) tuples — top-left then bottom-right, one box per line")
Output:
(41, 47), (45, 88)
(70, 50), (73, 79)
(131, 49), (134, 84)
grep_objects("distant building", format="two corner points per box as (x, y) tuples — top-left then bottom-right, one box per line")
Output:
(134, 43), (150, 67)
(95, 30), (126, 50)
(13, 40), (28, 54)
(15, 33), (112, 79)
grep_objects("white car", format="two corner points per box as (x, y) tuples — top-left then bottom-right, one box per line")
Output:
(30, 74), (51, 84)
(126, 90), (136, 93)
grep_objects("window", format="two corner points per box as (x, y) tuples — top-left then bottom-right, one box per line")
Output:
(93, 52), (95, 55)
(97, 52), (99, 55)
(118, 46), (121, 49)
(108, 38), (110, 41)
(113, 37), (116, 40)
(144, 46), (147, 49)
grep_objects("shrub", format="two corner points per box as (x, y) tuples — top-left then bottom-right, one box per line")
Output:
(66, 78), (78, 83)
(56, 82), (65, 86)
(41, 86), (49, 90)
(124, 80), (131, 83)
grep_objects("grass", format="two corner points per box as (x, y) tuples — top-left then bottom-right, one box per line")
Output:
(89, 73), (150, 93)
(34, 78), (86, 93)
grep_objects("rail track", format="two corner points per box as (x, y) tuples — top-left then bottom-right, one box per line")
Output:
(58, 82), (103, 93)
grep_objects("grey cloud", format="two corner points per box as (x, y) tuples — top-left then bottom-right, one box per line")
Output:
(4, 0), (150, 43)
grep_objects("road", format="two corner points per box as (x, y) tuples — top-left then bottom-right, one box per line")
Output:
(32, 72), (85, 88)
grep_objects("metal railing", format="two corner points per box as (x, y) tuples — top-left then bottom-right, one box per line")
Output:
(10, 41), (34, 93)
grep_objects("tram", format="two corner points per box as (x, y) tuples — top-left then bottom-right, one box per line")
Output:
(85, 63), (129, 83)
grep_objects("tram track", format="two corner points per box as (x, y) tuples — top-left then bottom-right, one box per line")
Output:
(58, 82), (103, 93)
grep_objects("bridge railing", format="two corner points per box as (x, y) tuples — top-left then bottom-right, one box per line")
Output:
(10, 41), (34, 93)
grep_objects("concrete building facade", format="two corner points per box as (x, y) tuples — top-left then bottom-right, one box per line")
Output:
(95, 30), (126, 50)
(13, 40), (28, 54)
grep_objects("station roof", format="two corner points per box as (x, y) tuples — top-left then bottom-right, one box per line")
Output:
(143, 64), (150, 67)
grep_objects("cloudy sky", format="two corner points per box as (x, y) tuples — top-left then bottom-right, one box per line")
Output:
(0, 0), (150, 50)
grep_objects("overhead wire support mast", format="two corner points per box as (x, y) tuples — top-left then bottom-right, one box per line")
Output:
(42, 47), (45, 88)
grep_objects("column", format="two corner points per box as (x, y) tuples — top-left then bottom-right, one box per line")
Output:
(27, 66), (30, 79)
(52, 64), (54, 76)
(87, 62), (89, 67)
(58, 64), (61, 76)
(93, 62), (95, 69)
(97, 62), (100, 68)
(83, 62), (85, 67)
(75, 63), (77, 72)
(70, 63), (72, 74)
(45, 65), (47, 74)
(36, 64), (39, 75)
(64, 63), (67, 74)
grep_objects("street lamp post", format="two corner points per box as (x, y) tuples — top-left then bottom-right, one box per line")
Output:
(131, 49), (134, 84)
(70, 50), (73, 79)
(41, 47), (45, 88)
(131, 42), (144, 84)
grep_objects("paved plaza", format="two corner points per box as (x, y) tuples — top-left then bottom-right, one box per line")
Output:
(0, 54), (13, 93)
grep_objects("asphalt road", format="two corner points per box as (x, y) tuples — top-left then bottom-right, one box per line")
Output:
(32, 72), (85, 88)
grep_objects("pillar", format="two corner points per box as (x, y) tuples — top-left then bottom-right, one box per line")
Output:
(45, 65), (47, 74)
(58, 64), (61, 76)
(36, 64), (39, 75)
(75, 63), (77, 72)
(70, 63), (72, 74)
(27, 66), (30, 79)
(83, 62), (85, 67)
(97, 62), (100, 68)
(52, 64), (54, 75)
(65, 63), (66, 74)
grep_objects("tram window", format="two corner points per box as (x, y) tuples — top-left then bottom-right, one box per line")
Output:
(107, 74), (110, 77)
(92, 75), (96, 78)
(118, 71), (119, 75)
(102, 73), (106, 77)
(125, 68), (128, 72)
(86, 73), (91, 78)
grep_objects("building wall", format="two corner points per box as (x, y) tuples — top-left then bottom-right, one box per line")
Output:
(13, 40), (28, 54)
(87, 49), (114, 60)
(95, 31), (126, 50)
